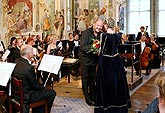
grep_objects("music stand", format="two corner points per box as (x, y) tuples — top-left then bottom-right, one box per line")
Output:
(38, 54), (66, 107)
(38, 54), (64, 89)
(119, 42), (142, 90)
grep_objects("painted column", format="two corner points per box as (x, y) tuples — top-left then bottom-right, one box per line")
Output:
(0, 0), (2, 31)
(63, 0), (67, 39)
(32, 0), (36, 31)
(63, 0), (72, 40)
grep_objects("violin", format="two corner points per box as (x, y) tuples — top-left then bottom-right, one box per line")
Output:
(151, 39), (158, 52)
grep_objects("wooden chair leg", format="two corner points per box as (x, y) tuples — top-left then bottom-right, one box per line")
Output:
(44, 102), (48, 113)
(1, 106), (7, 113)
(9, 96), (12, 113)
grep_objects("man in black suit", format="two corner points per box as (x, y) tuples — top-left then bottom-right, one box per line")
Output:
(136, 26), (149, 41)
(11, 38), (24, 62)
(79, 17), (103, 106)
(12, 44), (56, 113)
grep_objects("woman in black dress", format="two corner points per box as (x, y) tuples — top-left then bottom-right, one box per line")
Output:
(94, 17), (131, 113)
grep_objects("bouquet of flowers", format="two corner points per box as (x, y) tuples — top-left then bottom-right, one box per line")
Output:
(88, 39), (100, 54)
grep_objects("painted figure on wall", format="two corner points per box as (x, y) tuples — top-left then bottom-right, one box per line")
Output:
(119, 4), (124, 30)
(43, 9), (51, 38)
(4, 1), (32, 34)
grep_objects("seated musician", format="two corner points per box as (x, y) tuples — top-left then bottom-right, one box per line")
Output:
(150, 33), (161, 68)
(27, 37), (40, 63)
(73, 33), (80, 59)
(12, 44), (56, 113)
(134, 34), (152, 75)
(7, 37), (17, 62)
(56, 37), (68, 56)
(34, 35), (43, 53)
(121, 34), (128, 44)
(47, 35), (61, 55)
(0, 34), (5, 59)
(10, 38), (24, 62)
(39, 35), (61, 84)
(66, 32), (75, 58)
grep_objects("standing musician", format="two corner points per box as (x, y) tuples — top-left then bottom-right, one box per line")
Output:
(136, 26), (149, 41)
(149, 33), (161, 68)
(134, 34), (152, 75)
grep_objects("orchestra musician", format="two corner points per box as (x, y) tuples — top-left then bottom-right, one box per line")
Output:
(73, 33), (80, 59)
(136, 26), (149, 41)
(121, 34), (128, 44)
(11, 38), (24, 62)
(149, 33), (161, 68)
(47, 35), (60, 55)
(66, 32), (75, 58)
(41, 35), (61, 84)
(0, 34), (5, 59)
(134, 34), (152, 75)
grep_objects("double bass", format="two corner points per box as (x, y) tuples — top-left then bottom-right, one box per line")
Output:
(140, 28), (151, 69)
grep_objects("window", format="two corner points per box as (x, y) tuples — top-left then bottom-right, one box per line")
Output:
(128, 0), (150, 36)
(158, 0), (165, 36)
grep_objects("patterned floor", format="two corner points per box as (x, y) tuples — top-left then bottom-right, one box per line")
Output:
(51, 96), (94, 113)
(50, 68), (160, 113)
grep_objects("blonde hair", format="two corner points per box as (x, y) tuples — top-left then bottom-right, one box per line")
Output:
(155, 71), (165, 98)
(49, 35), (57, 44)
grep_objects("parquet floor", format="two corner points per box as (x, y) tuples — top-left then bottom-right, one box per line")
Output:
(128, 70), (160, 113)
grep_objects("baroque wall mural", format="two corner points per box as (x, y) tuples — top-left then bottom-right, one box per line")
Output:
(3, 0), (33, 37)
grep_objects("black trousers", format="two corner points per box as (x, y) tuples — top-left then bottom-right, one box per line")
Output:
(23, 89), (56, 113)
(80, 62), (96, 102)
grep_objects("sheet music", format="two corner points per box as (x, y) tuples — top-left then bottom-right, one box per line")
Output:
(0, 62), (16, 86)
(38, 54), (64, 74)
(1, 49), (10, 61)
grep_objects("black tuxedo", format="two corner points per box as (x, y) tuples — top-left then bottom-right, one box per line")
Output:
(11, 47), (21, 62)
(79, 27), (100, 105)
(136, 32), (149, 41)
(12, 57), (56, 113)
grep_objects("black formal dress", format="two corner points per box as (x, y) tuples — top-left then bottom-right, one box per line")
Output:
(94, 33), (131, 113)
(12, 57), (56, 113)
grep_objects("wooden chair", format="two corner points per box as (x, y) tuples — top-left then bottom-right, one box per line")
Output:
(0, 91), (5, 96)
(9, 77), (48, 113)
(0, 90), (7, 113)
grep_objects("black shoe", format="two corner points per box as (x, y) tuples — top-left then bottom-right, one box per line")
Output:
(86, 99), (94, 106)
(145, 73), (150, 76)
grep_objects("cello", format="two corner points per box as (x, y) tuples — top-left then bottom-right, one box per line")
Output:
(140, 46), (151, 69)
(140, 33), (151, 69)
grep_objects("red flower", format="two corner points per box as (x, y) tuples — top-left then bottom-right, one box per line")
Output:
(88, 39), (100, 54)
